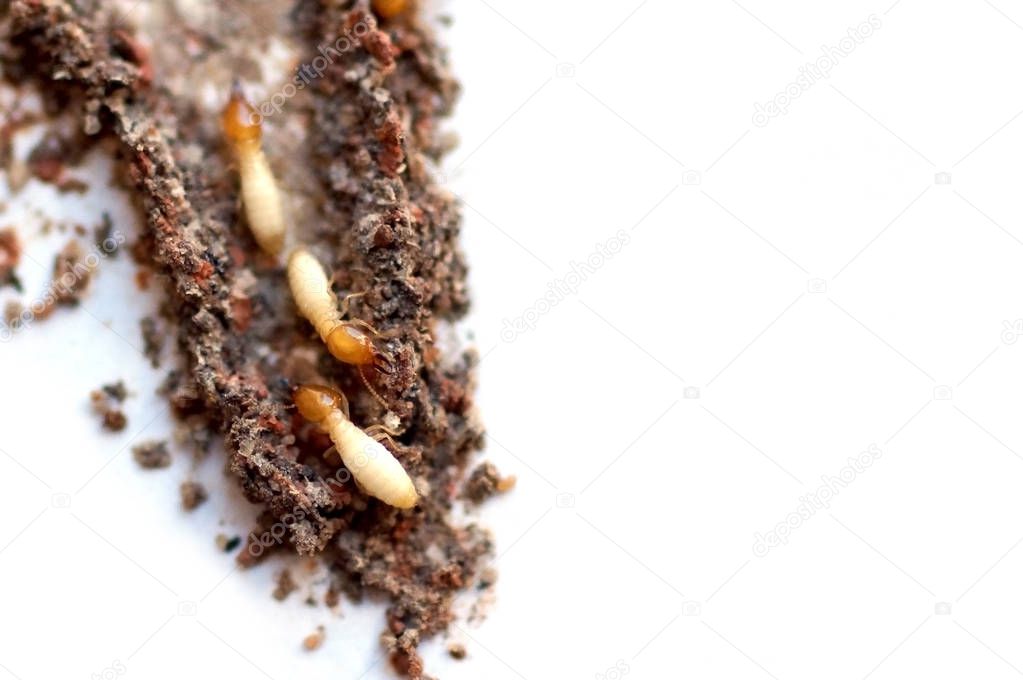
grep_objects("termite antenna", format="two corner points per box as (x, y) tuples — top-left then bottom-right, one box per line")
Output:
(365, 423), (401, 444)
(358, 365), (390, 411)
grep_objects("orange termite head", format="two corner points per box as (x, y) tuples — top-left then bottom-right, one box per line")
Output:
(293, 384), (345, 423)
(372, 0), (409, 19)
(222, 81), (262, 145)
(325, 324), (377, 366)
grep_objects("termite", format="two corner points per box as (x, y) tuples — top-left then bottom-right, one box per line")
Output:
(222, 83), (286, 256)
(294, 384), (417, 509)
(287, 246), (393, 374)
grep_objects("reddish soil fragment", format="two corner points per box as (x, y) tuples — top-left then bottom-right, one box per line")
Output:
(90, 380), (129, 432)
(0, 227), (20, 289)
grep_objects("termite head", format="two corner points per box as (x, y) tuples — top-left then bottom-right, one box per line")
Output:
(294, 384), (345, 424)
(325, 324), (377, 366)
(222, 82), (262, 145)
(372, 0), (410, 19)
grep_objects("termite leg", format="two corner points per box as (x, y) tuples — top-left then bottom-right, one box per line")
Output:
(365, 423), (400, 437)
(337, 293), (384, 337)
(364, 428), (398, 447)
(337, 389), (351, 420)
(371, 346), (396, 374)
(349, 318), (382, 337)
(338, 291), (366, 318)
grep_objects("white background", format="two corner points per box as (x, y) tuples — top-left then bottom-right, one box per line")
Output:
(4, 0), (1023, 678)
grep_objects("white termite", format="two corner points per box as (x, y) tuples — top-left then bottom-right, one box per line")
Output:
(287, 246), (392, 371)
(294, 384), (417, 509)
(222, 84), (286, 255)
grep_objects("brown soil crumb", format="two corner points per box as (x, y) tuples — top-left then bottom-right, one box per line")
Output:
(467, 565), (498, 625)
(103, 410), (127, 431)
(90, 381), (128, 432)
(101, 380), (128, 401)
(3, 1), (499, 676)
(25, 130), (89, 192)
(324, 582), (341, 608)
(94, 212), (118, 257)
(463, 462), (515, 504)
(4, 299), (23, 324)
(302, 625), (325, 651)
(447, 641), (467, 660)
(273, 569), (298, 602)
(131, 440), (171, 469)
(179, 479), (208, 511)
(0, 227), (21, 290)
(139, 316), (163, 367)
(36, 239), (90, 319)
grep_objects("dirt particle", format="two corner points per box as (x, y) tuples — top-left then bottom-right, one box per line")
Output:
(4, 300), (24, 324)
(90, 382), (129, 432)
(216, 533), (241, 552)
(179, 480), (208, 511)
(102, 410), (127, 431)
(273, 569), (297, 602)
(463, 462), (514, 504)
(302, 625), (325, 651)
(94, 213), (119, 257)
(140, 316), (163, 367)
(131, 440), (171, 469)
(101, 380), (128, 402)
(37, 240), (91, 319)
(0, 228), (21, 289)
